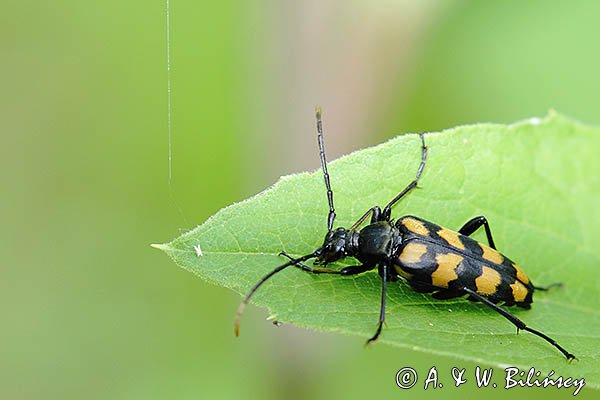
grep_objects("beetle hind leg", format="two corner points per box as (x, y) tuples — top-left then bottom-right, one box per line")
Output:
(458, 216), (497, 249)
(533, 282), (563, 291)
(432, 289), (465, 300)
(461, 287), (575, 361)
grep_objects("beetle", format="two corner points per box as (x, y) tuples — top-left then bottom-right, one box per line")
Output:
(234, 108), (575, 361)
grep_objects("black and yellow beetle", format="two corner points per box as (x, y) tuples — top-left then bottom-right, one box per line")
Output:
(235, 108), (575, 361)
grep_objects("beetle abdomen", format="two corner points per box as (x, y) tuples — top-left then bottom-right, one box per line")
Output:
(394, 216), (534, 307)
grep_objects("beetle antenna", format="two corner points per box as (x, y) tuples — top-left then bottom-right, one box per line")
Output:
(234, 252), (317, 336)
(315, 106), (336, 232)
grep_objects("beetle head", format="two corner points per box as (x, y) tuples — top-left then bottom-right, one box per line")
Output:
(314, 227), (357, 264)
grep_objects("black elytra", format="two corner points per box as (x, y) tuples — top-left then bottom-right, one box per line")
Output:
(234, 108), (575, 361)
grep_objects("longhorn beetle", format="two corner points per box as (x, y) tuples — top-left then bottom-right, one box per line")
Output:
(235, 108), (575, 361)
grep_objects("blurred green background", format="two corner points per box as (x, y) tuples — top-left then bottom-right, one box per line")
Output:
(3, 1), (599, 399)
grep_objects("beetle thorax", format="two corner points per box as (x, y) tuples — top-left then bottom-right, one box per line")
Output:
(356, 221), (401, 263)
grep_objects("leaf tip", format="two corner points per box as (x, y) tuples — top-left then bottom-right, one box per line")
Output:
(150, 243), (170, 252)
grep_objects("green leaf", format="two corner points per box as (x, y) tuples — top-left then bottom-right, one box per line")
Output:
(154, 111), (600, 387)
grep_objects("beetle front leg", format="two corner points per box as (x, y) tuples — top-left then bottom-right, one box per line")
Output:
(340, 263), (375, 275)
(350, 206), (382, 230)
(278, 251), (340, 274)
(279, 251), (375, 276)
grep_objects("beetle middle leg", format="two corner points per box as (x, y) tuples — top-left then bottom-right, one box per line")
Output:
(366, 262), (389, 345)
(458, 215), (496, 249)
